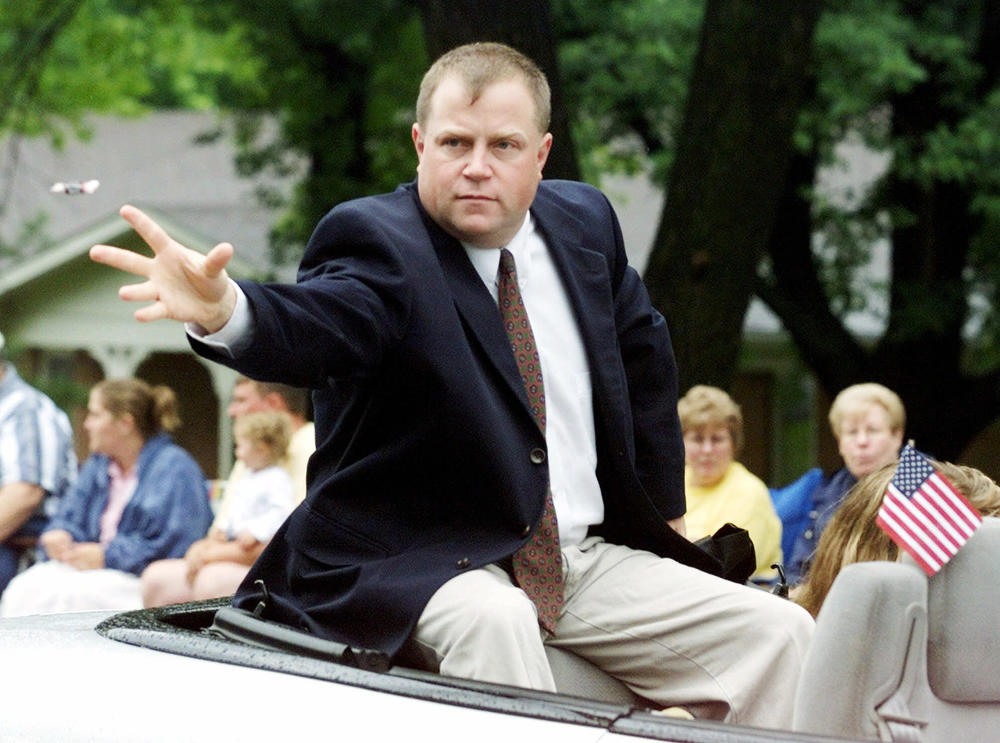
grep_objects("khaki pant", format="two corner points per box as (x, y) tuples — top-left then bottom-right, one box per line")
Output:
(403, 537), (813, 729)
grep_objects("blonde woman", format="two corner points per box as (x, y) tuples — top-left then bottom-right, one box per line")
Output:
(678, 385), (782, 580)
(785, 383), (905, 584)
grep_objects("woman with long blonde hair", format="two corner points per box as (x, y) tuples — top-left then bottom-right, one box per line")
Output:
(795, 459), (1000, 618)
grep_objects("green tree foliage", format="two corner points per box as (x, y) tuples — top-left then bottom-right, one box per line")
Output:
(6, 0), (1000, 459)
(190, 0), (426, 266)
(554, 0), (704, 183)
(757, 0), (1000, 458)
(0, 0), (263, 257)
(556, 0), (1000, 459)
(0, 0), (426, 270)
(556, 0), (819, 401)
(0, 0), (261, 143)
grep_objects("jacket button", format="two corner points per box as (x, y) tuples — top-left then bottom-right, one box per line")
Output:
(520, 525), (532, 538)
(456, 557), (471, 570)
(529, 448), (546, 464)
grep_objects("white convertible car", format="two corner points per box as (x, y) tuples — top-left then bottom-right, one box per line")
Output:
(0, 597), (840, 743)
(3, 518), (997, 743)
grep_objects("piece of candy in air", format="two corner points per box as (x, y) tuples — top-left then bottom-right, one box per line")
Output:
(50, 179), (100, 195)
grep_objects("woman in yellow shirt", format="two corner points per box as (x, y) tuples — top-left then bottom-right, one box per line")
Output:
(678, 385), (782, 581)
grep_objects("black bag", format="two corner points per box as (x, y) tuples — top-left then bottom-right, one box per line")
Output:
(694, 523), (756, 584)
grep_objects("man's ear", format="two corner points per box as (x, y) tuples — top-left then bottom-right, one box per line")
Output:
(536, 132), (553, 176)
(412, 123), (424, 159)
(263, 392), (287, 412)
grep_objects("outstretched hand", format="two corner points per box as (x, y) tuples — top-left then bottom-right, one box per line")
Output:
(90, 205), (237, 333)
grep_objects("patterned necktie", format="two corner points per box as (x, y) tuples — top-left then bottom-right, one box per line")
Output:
(498, 247), (564, 633)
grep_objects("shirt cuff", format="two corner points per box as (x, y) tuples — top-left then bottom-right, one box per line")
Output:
(185, 280), (252, 356)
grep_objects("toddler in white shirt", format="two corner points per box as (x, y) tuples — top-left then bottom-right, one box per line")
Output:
(213, 411), (294, 549)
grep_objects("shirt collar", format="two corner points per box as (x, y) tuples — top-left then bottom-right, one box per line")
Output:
(462, 213), (534, 295)
(107, 459), (138, 484)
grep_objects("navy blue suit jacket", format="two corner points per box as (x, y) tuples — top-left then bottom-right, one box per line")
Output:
(192, 179), (720, 655)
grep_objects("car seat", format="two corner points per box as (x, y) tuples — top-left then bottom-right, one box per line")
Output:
(792, 516), (1000, 742)
(546, 644), (645, 705)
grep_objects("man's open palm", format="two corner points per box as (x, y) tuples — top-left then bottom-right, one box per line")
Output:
(89, 205), (237, 333)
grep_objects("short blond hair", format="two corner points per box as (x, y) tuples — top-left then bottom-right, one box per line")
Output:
(828, 383), (905, 439)
(234, 411), (291, 466)
(677, 385), (744, 454)
(416, 42), (551, 133)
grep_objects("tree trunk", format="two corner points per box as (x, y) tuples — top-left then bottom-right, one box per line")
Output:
(755, 144), (871, 393)
(413, 0), (580, 181)
(758, 2), (1000, 461)
(643, 0), (819, 393)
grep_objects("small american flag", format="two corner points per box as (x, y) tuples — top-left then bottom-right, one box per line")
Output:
(876, 443), (983, 575)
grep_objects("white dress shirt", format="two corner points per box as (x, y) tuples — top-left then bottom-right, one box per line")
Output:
(192, 212), (604, 547)
(462, 213), (602, 546)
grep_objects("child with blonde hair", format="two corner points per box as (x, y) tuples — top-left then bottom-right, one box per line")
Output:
(215, 411), (294, 545)
(141, 410), (294, 606)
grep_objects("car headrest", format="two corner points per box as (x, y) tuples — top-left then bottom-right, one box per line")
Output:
(921, 516), (1000, 702)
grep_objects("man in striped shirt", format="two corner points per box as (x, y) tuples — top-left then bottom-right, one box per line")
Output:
(0, 331), (77, 595)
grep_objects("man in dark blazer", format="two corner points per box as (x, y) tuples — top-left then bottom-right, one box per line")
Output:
(92, 42), (812, 728)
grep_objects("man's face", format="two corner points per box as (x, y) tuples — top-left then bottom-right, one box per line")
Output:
(412, 75), (552, 249)
(227, 381), (267, 421)
(837, 404), (903, 479)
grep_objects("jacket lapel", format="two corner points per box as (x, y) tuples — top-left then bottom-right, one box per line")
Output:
(421, 205), (530, 412)
(417, 183), (627, 421)
(531, 191), (628, 414)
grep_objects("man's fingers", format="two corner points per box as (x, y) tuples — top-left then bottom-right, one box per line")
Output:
(118, 279), (158, 303)
(204, 242), (234, 277)
(134, 301), (170, 324)
(119, 204), (173, 252)
(93, 202), (235, 328)
(89, 244), (153, 278)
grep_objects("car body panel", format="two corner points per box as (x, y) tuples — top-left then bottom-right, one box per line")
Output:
(0, 603), (863, 743)
(0, 610), (618, 742)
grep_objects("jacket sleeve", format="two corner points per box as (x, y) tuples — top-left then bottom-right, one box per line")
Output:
(604, 196), (687, 521)
(190, 201), (413, 389)
(103, 448), (212, 575)
(42, 456), (104, 543)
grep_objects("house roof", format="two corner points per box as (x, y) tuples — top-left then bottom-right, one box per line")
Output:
(0, 111), (296, 285)
(0, 206), (258, 299)
(1, 111), (888, 337)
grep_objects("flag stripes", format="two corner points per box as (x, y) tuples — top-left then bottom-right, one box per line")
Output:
(876, 444), (983, 576)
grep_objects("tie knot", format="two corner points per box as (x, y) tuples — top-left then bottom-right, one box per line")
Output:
(499, 248), (516, 279)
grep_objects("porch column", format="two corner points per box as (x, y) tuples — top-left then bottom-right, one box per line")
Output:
(87, 344), (143, 379)
(203, 362), (239, 478)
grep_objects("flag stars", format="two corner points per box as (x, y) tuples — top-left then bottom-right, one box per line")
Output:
(877, 443), (983, 576)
